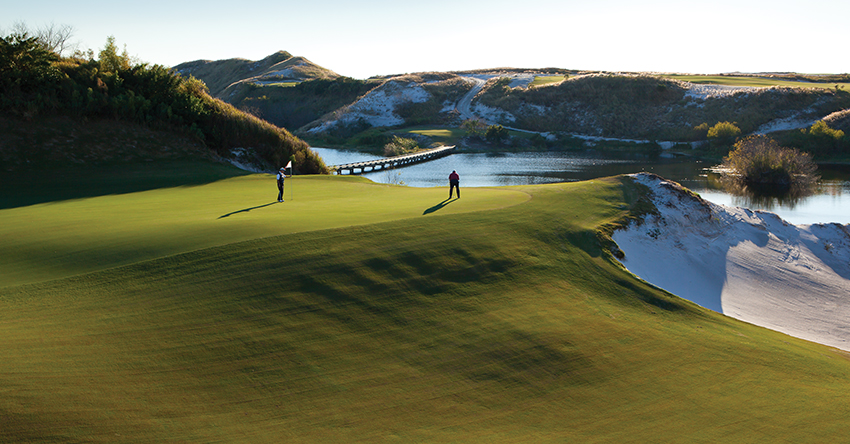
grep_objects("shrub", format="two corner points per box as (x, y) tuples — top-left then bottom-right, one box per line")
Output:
(723, 135), (817, 187)
(350, 128), (390, 148)
(485, 124), (509, 143)
(461, 118), (487, 137)
(693, 122), (710, 139)
(383, 136), (419, 157)
(707, 121), (741, 150)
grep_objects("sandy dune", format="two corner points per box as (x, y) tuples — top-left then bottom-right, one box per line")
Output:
(613, 173), (850, 350)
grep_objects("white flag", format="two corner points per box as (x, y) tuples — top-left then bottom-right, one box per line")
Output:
(285, 160), (292, 169)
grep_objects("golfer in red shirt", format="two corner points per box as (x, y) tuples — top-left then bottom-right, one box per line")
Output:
(449, 170), (460, 199)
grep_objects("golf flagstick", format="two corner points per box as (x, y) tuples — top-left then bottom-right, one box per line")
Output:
(285, 160), (293, 201)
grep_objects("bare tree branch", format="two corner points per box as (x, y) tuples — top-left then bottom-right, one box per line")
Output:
(36, 22), (77, 56)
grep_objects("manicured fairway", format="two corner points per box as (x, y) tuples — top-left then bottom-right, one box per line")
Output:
(0, 172), (528, 288)
(3, 167), (850, 443)
(664, 74), (850, 90)
(529, 75), (566, 87)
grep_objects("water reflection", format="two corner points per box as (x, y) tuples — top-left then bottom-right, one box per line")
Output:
(713, 175), (819, 210)
(310, 147), (850, 224)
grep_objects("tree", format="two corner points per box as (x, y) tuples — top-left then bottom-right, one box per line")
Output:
(461, 118), (487, 137)
(807, 120), (845, 140)
(485, 124), (509, 143)
(36, 22), (76, 56)
(4, 21), (76, 56)
(707, 121), (741, 149)
(0, 32), (60, 90)
(98, 36), (132, 73)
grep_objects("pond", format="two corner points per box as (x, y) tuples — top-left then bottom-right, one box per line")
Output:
(311, 147), (850, 225)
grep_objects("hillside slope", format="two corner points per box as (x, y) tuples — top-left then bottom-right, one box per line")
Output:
(303, 72), (472, 135)
(0, 35), (326, 173)
(174, 51), (373, 130)
(171, 51), (849, 149)
(473, 73), (850, 140)
(302, 70), (850, 149)
(173, 51), (340, 98)
(3, 174), (850, 442)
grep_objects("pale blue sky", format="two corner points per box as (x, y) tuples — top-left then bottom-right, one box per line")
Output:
(4, 0), (847, 78)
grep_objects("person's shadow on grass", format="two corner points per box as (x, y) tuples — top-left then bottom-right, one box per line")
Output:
(218, 202), (278, 219)
(423, 197), (457, 215)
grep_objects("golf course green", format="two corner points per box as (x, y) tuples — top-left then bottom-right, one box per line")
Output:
(2, 162), (849, 443)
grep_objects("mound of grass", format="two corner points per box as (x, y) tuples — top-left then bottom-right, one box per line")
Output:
(173, 52), (339, 97)
(3, 171), (850, 442)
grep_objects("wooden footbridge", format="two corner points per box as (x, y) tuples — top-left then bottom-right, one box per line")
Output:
(331, 145), (456, 175)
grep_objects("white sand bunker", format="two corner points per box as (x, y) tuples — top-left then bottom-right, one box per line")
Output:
(613, 173), (850, 350)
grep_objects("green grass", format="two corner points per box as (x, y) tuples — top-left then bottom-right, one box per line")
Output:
(254, 81), (299, 88)
(3, 163), (850, 443)
(405, 126), (467, 146)
(529, 75), (566, 87)
(0, 167), (528, 288)
(665, 74), (850, 90)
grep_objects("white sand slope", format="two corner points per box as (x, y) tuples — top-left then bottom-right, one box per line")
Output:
(613, 173), (850, 350)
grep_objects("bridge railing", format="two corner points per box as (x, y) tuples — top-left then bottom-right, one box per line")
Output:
(331, 145), (455, 175)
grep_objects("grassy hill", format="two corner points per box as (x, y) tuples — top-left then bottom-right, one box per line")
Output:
(3, 162), (850, 442)
(173, 51), (340, 98)
(172, 51), (372, 131)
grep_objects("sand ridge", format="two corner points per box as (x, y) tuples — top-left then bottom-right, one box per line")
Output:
(613, 173), (850, 350)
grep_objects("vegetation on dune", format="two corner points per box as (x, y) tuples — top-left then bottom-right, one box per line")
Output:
(394, 74), (472, 126)
(472, 73), (850, 151)
(176, 51), (365, 132)
(0, 32), (326, 173)
(236, 76), (374, 130)
(172, 50), (299, 97)
(168, 53), (849, 160)
(382, 135), (420, 156)
(479, 74), (688, 137)
(777, 119), (850, 160)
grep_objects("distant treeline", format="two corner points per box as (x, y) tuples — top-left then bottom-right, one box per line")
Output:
(0, 33), (327, 173)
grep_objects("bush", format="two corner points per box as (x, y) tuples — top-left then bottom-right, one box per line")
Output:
(461, 118), (487, 137)
(707, 121), (741, 150)
(723, 135), (817, 187)
(350, 128), (390, 148)
(485, 124), (509, 143)
(383, 136), (419, 157)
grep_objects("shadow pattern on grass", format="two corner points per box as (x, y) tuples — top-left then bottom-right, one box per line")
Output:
(0, 161), (250, 210)
(218, 202), (279, 219)
(423, 198), (456, 215)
